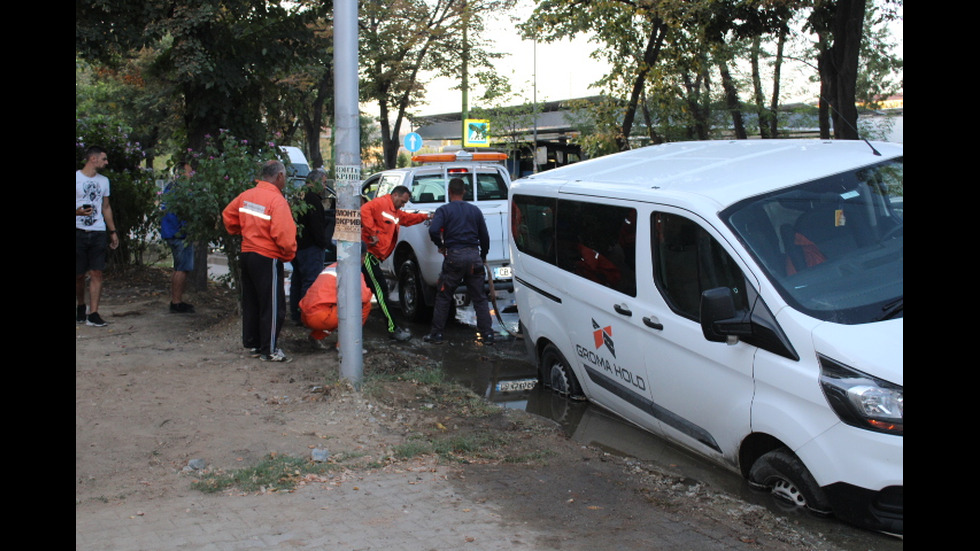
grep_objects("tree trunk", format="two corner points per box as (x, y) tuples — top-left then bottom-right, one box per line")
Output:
(817, 41), (833, 139)
(191, 240), (209, 292)
(718, 58), (746, 139)
(768, 27), (787, 138)
(750, 37), (773, 139)
(302, 73), (332, 169)
(617, 21), (668, 151)
(830, 0), (866, 139)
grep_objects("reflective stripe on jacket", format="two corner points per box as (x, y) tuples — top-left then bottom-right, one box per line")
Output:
(222, 181), (297, 262)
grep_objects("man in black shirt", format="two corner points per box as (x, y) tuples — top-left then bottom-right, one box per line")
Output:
(423, 177), (494, 345)
(290, 168), (331, 323)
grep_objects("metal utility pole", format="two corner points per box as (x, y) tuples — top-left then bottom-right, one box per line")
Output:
(334, 0), (363, 386)
(532, 38), (538, 174)
(460, 0), (469, 145)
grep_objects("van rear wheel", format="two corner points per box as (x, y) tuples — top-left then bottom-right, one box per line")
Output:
(748, 448), (832, 515)
(540, 344), (584, 400)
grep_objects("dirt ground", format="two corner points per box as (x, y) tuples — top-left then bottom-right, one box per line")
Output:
(76, 267), (890, 550)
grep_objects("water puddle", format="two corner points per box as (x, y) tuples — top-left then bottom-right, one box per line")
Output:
(411, 307), (902, 551)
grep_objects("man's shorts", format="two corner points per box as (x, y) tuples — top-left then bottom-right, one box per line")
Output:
(166, 238), (195, 272)
(76, 229), (108, 275)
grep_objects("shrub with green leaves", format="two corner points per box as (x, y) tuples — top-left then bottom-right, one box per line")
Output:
(163, 129), (307, 291)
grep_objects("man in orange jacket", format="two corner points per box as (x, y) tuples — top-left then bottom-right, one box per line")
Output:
(299, 262), (372, 343)
(222, 160), (298, 362)
(360, 186), (431, 341)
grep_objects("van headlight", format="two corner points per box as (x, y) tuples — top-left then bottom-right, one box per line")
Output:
(818, 355), (903, 436)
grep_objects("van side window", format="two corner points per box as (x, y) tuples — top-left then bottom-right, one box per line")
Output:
(512, 195), (556, 263)
(652, 213), (747, 320)
(512, 195), (636, 296)
(556, 199), (637, 296)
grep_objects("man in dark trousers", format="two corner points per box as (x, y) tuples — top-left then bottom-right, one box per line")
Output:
(222, 160), (298, 362)
(360, 185), (431, 341)
(290, 168), (331, 324)
(423, 177), (493, 345)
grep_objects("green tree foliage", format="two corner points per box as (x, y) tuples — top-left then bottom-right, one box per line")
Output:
(77, 0), (318, 153)
(76, 116), (158, 268)
(161, 130), (305, 291)
(524, 0), (901, 149)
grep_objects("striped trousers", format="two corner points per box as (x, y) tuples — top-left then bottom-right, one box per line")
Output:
(240, 251), (286, 355)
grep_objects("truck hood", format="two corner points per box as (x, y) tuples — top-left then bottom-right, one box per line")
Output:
(810, 318), (903, 386)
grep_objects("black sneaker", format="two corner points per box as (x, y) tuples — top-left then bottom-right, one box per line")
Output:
(390, 327), (412, 342)
(423, 333), (445, 345)
(76, 305), (87, 324)
(259, 348), (291, 363)
(86, 312), (108, 327)
(170, 302), (196, 313)
(478, 333), (495, 346)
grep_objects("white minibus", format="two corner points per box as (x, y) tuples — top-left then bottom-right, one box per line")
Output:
(509, 140), (902, 534)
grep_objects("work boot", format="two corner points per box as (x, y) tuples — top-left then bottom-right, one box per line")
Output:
(423, 333), (445, 345)
(390, 327), (412, 342)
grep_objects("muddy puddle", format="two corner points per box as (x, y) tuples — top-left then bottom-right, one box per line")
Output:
(402, 306), (903, 551)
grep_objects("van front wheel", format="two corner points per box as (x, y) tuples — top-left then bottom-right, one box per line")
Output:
(748, 448), (832, 515)
(540, 344), (584, 400)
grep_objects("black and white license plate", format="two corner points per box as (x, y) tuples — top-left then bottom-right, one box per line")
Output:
(494, 378), (537, 392)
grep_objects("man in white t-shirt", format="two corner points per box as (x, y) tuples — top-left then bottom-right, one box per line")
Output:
(75, 146), (119, 327)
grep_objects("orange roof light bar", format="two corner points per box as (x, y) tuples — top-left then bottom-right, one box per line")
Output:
(412, 151), (508, 163)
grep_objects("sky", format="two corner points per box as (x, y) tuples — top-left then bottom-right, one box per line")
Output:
(409, 1), (903, 119)
(412, 2), (607, 117)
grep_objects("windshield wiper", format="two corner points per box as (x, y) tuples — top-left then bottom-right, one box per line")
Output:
(879, 297), (903, 320)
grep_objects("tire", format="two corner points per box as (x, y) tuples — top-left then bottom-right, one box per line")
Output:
(748, 448), (832, 515)
(540, 344), (584, 399)
(398, 257), (431, 322)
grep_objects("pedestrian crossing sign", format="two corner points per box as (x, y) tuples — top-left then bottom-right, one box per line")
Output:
(463, 119), (490, 147)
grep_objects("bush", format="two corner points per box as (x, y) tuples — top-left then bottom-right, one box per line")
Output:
(164, 130), (307, 292)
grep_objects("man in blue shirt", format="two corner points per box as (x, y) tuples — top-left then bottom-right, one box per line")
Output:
(423, 178), (493, 345)
(161, 162), (195, 313)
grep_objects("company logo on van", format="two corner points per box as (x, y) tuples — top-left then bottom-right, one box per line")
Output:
(592, 319), (615, 358)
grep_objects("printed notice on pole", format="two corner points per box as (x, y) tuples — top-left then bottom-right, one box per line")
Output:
(334, 208), (361, 242)
(334, 164), (361, 242)
(336, 164), (361, 181)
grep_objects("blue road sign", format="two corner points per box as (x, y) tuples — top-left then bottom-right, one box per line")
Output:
(404, 132), (422, 152)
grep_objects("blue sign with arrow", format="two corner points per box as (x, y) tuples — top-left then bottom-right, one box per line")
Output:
(404, 132), (422, 152)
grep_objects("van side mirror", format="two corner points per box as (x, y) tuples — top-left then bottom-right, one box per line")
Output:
(700, 287), (752, 344)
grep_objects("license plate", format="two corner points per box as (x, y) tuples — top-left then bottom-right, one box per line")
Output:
(493, 266), (512, 279)
(494, 378), (537, 392)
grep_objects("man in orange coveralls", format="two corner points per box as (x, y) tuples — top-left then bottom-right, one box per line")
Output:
(299, 261), (372, 345)
(222, 160), (297, 363)
(360, 186), (431, 341)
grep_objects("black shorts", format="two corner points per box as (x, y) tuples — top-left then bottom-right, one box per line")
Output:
(76, 229), (108, 275)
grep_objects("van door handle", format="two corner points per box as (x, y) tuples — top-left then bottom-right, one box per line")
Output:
(643, 316), (664, 330)
(613, 304), (632, 317)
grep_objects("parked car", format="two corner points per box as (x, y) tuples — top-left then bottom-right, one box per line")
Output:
(360, 150), (516, 321)
(280, 146), (311, 188)
(510, 139), (903, 534)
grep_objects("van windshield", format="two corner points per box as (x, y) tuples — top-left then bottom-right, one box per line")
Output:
(721, 157), (903, 324)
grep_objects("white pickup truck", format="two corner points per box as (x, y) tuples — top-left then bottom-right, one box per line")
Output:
(360, 150), (516, 321)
